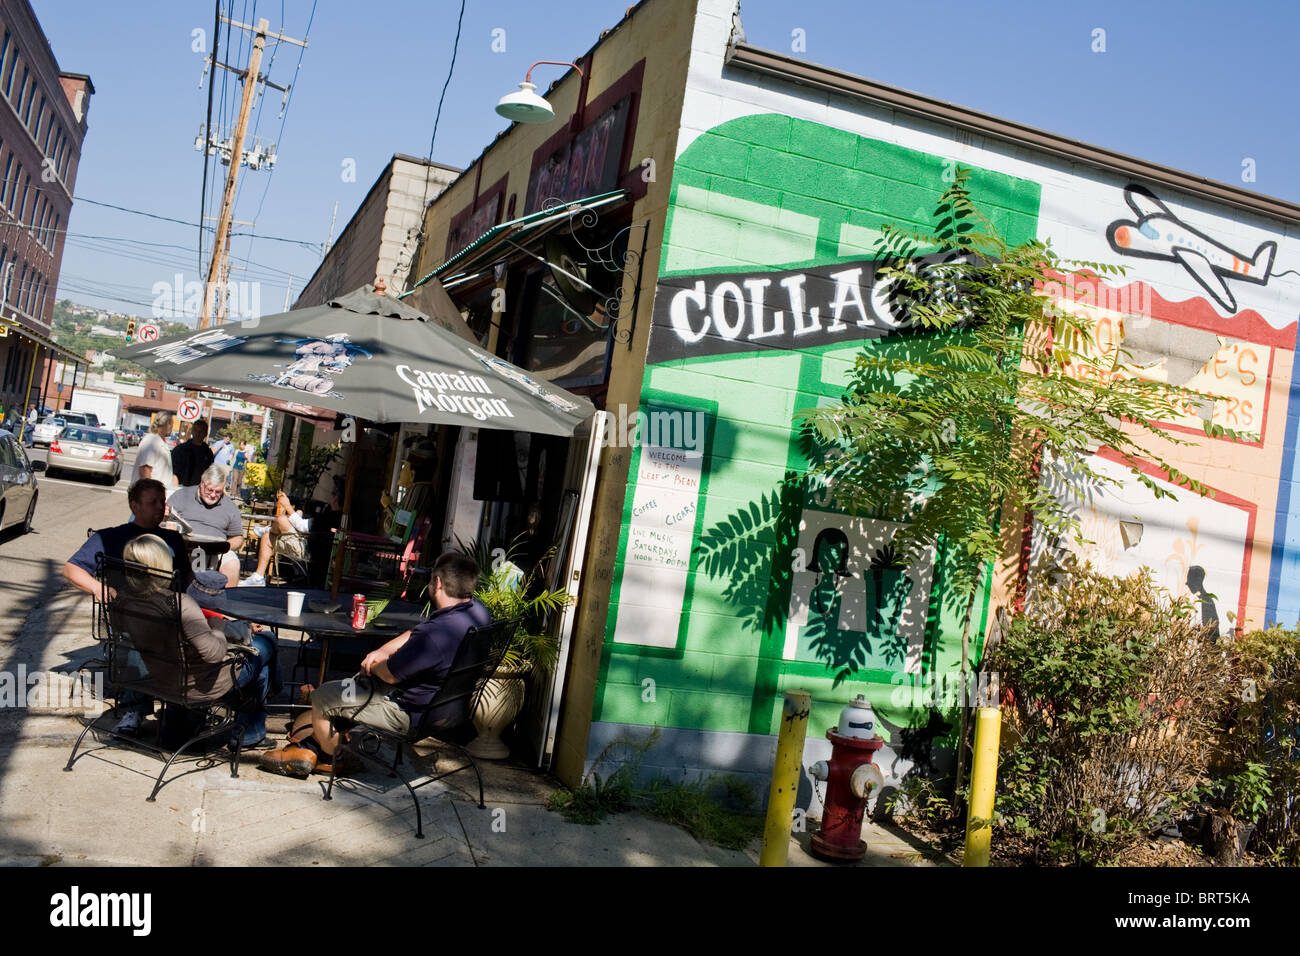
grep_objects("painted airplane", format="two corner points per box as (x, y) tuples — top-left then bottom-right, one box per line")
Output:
(1106, 185), (1276, 313)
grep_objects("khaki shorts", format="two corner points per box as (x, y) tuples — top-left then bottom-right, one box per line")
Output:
(276, 533), (307, 559)
(313, 677), (410, 735)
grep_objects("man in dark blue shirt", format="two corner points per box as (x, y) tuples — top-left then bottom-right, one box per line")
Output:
(259, 551), (490, 777)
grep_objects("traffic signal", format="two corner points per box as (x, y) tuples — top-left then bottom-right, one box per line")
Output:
(126, 319), (136, 342)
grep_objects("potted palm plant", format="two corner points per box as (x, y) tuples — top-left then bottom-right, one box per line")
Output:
(456, 536), (570, 759)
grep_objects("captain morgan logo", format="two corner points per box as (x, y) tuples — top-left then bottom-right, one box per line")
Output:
(396, 364), (515, 421)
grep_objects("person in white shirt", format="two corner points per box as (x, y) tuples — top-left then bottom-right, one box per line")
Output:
(132, 412), (175, 488)
(240, 490), (312, 586)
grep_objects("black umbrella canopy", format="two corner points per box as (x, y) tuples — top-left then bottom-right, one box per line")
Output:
(120, 285), (595, 436)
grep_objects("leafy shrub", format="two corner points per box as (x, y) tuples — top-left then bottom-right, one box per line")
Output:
(1215, 626), (1300, 864)
(990, 567), (1235, 865)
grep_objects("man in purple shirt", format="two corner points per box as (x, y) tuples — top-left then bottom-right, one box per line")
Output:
(259, 551), (490, 777)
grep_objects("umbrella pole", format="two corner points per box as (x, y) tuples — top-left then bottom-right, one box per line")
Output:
(330, 426), (361, 600)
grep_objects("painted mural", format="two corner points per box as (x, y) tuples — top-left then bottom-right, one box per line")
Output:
(597, 113), (1041, 755)
(591, 102), (1300, 780)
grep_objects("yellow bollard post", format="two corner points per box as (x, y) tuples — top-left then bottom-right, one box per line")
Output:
(963, 706), (1002, 867)
(760, 689), (812, 867)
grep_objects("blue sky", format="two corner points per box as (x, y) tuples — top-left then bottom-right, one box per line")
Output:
(33, 0), (1300, 318)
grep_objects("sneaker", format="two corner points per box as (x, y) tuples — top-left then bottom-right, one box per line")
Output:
(239, 573), (266, 587)
(113, 710), (142, 735)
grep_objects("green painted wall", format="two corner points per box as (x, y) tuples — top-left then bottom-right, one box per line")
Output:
(598, 114), (1041, 745)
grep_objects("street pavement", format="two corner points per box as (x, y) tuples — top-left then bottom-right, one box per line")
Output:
(0, 449), (936, 867)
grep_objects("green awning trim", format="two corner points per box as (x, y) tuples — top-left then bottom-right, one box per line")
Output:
(400, 189), (625, 299)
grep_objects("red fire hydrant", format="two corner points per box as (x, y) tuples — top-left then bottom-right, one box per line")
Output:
(808, 695), (885, 862)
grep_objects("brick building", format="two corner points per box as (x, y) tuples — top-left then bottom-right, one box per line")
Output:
(0, 0), (91, 417)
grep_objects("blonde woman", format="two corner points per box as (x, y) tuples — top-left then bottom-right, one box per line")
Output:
(121, 534), (278, 747)
(132, 412), (175, 487)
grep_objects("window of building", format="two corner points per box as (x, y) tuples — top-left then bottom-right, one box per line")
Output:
(30, 93), (42, 136)
(15, 68), (28, 113)
(2, 153), (13, 207)
(0, 32), (10, 81)
(1, 50), (16, 98)
(19, 172), (30, 222)
(22, 80), (36, 125)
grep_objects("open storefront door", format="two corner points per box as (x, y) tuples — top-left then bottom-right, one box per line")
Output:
(517, 410), (607, 769)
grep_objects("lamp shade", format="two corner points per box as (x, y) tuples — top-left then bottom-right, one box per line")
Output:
(495, 81), (554, 123)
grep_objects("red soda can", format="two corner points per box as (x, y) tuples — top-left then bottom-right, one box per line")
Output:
(351, 593), (367, 629)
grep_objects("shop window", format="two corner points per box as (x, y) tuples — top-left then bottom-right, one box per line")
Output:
(510, 220), (629, 389)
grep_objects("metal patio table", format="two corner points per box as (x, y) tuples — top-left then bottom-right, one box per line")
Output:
(191, 587), (427, 686)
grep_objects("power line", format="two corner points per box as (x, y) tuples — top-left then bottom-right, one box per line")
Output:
(69, 195), (321, 250)
(199, 0), (222, 273)
(417, 0), (467, 243)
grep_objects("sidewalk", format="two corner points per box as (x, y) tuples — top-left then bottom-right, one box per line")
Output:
(0, 712), (939, 867)
(0, 573), (939, 868)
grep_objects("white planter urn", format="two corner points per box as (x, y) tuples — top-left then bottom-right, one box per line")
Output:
(468, 665), (529, 759)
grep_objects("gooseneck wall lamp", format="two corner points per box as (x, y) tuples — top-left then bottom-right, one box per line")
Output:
(495, 60), (585, 124)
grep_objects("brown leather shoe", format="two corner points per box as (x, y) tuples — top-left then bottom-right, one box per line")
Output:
(258, 745), (317, 778)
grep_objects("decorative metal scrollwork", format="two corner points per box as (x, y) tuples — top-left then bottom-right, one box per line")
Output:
(540, 196), (650, 349)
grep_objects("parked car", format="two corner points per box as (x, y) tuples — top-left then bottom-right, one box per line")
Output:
(114, 427), (135, 448)
(46, 426), (122, 484)
(31, 416), (66, 447)
(61, 410), (101, 428)
(0, 427), (38, 534)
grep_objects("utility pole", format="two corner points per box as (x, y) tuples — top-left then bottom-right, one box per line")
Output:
(199, 16), (306, 329)
(283, 275), (293, 311)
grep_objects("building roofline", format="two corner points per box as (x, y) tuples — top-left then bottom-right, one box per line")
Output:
(418, 0), (652, 224)
(725, 42), (1300, 226)
(294, 153), (461, 304)
(391, 152), (460, 173)
(58, 71), (95, 94)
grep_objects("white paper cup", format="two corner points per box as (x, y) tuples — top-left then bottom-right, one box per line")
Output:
(286, 591), (306, 616)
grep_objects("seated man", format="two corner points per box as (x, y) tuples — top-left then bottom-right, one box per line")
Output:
(259, 551), (489, 777)
(239, 491), (314, 587)
(63, 478), (192, 736)
(119, 535), (279, 748)
(168, 465), (244, 587)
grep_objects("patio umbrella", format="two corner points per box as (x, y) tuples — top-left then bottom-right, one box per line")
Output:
(119, 284), (595, 436)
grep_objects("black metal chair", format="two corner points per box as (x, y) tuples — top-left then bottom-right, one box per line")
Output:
(65, 555), (261, 801)
(322, 616), (520, 838)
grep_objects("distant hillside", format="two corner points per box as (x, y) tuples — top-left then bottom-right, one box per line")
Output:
(51, 300), (189, 376)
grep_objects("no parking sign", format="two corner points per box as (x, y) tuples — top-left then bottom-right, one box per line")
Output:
(177, 398), (201, 422)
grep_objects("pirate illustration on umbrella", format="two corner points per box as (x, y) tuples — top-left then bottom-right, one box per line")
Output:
(249, 333), (371, 397)
(469, 346), (581, 413)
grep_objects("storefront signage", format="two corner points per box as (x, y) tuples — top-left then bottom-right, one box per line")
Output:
(612, 408), (707, 648)
(446, 193), (502, 261)
(524, 96), (631, 215)
(648, 253), (958, 365)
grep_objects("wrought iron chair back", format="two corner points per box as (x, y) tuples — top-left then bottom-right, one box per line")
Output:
(323, 616), (521, 837)
(65, 555), (253, 801)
